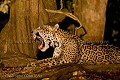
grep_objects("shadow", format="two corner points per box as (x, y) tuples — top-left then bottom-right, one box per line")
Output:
(0, 6), (10, 32)
(36, 46), (54, 60)
(56, 0), (61, 10)
(58, 17), (80, 30)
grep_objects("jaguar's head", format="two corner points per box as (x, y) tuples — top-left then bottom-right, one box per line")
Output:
(32, 24), (59, 52)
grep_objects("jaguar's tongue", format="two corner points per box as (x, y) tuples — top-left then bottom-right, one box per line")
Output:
(38, 43), (43, 50)
(37, 40), (43, 50)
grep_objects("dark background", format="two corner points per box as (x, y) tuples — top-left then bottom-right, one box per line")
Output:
(104, 0), (120, 47)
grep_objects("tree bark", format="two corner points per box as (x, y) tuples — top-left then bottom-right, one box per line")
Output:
(0, 0), (50, 57)
(74, 0), (108, 41)
(1, 63), (120, 80)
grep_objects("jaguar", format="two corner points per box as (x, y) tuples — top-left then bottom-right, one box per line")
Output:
(30, 24), (120, 67)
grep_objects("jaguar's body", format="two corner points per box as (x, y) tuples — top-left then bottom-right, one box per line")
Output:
(30, 24), (120, 67)
(1, 24), (120, 78)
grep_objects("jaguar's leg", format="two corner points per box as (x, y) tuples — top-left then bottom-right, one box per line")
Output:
(53, 47), (61, 58)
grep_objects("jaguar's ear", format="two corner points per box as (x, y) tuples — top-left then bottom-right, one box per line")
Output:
(48, 24), (59, 32)
(38, 26), (40, 29)
(53, 24), (59, 32)
(37, 26), (41, 29)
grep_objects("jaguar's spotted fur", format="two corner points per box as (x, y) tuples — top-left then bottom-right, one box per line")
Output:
(30, 24), (120, 66)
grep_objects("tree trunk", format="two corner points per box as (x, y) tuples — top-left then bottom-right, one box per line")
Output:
(74, 0), (108, 41)
(0, 0), (51, 57)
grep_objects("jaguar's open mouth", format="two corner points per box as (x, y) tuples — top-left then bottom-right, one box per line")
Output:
(35, 36), (45, 50)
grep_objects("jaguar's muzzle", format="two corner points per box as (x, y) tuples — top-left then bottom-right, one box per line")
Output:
(33, 32), (45, 50)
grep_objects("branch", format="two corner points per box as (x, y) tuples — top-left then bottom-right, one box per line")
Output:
(1, 63), (120, 80)
(45, 9), (82, 28)
(60, 0), (63, 10)
(40, 64), (120, 80)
